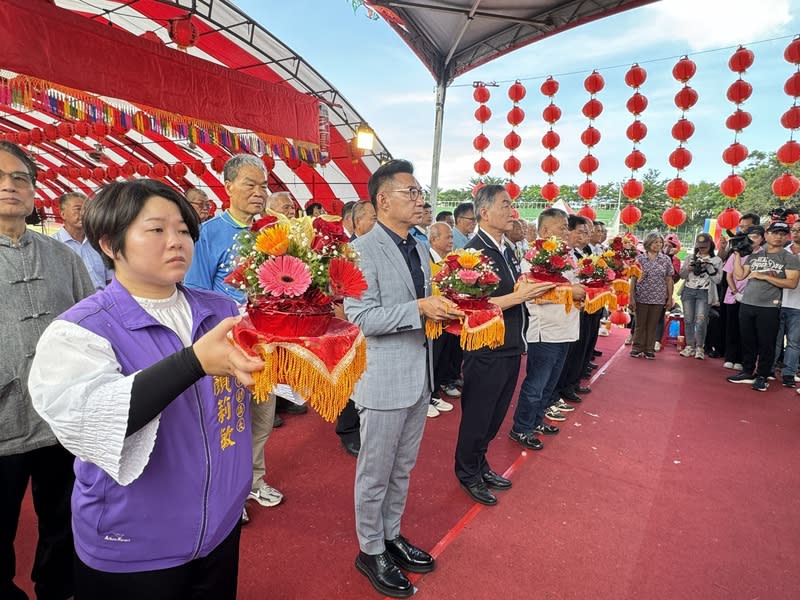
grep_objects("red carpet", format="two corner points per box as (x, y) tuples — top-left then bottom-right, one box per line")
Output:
(14, 329), (800, 599)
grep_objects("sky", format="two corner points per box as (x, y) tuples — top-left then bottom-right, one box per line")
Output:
(236, 0), (799, 190)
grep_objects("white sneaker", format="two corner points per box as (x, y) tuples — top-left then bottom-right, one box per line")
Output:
(624, 334), (633, 345)
(249, 481), (284, 507)
(430, 397), (454, 412)
(555, 399), (575, 412)
(695, 348), (705, 360)
(440, 384), (461, 398)
(723, 362), (735, 369)
(427, 403), (440, 418)
(679, 346), (695, 357)
(733, 363), (743, 371)
(654, 341), (661, 352)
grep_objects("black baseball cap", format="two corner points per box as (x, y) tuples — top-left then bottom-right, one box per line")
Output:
(766, 221), (790, 234)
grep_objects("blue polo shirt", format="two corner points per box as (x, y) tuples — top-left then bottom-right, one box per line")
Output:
(185, 211), (248, 303)
(52, 227), (111, 289)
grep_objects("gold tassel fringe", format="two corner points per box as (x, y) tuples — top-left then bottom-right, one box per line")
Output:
(532, 285), (574, 312)
(460, 317), (505, 351)
(425, 319), (445, 340)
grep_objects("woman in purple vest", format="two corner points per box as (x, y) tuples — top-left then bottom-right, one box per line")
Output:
(28, 179), (264, 599)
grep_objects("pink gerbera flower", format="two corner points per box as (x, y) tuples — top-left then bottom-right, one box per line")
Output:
(257, 255), (311, 297)
(458, 269), (480, 285)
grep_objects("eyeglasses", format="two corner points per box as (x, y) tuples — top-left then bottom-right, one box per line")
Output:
(791, 228), (800, 232)
(389, 186), (426, 201)
(0, 169), (33, 187)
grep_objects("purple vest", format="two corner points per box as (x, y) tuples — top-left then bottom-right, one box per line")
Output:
(60, 281), (252, 573)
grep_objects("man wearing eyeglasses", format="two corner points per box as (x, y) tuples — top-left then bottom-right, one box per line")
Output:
(0, 141), (95, 600)
(185, 187), (211, 222)
(452, 201), (476, 249)
(344, 159), (460, 598)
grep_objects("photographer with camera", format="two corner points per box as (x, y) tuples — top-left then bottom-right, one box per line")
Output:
(727, 221), (800, 392)
(679, 233), (724, 360)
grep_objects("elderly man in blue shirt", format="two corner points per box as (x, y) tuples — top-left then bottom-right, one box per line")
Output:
(52, 192), (111, 289)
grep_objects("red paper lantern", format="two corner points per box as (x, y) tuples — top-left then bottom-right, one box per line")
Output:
(34, 199), (43, 209)
(508, 81), (527, 102)
(152, 163), (169, 178)
(781, 106), (800, 130)
(786, 72), (800, 98)
(729, 46), (755, 73)
(474, 157), (491, 176)
(505, 180), (521, 200)
(622, 178), (644, 200)
(785, 37), (800, 65)
(626, 93), (648, 115)
(190, 160), (206, 176)
(168, 16), (198, 49)
(772, 173), (800, 199)
(542, 104), (562, 124)
(474, 105), (492, 123)
(777, 140), (800, 165)
(121, 163), (136, 178)
(46, 168), (57, 181)
(472, 181), (486, 197)
(171, 163), (188, 179)
(507, 106), (525, 126)
(540, 77), (559, 97)
(726, 109), (753, 132)
(578, 204), (597, 221)
(57, 122), (74, 139)
(16, 131), (30, 146)
(69, 167), (80, 179)
(135, 163), (151, 177)
(578, 180), (598, 200)
(503, 156), (521, 176)
(541, 130), (560, 150)
(140, 30), (162, 44)
(580, 126), (601, 147)
(74, 122), (90, 137)
(726, 79), (753, 104)
(666, 177), (690, 199)
(669, 147), (692, 170)
(722, 142), (749, 166)
(503, 132), (520, 151)
(720, 174), (746, 198)
(473, 85), (490, 103)
(92, 166), (105, 180)
(261, 154), (275, 172)
(671, 118), (695, 142)
(285, 156), (302, 170)
(625, 64), (647, 88)
(672, 57), (697, 82)
(37, 170), (50, 182)
(44, 124), (59, 141)
(540, 181), (560, 202)
(610, 308), (631, 326)
(620, 203), (642, 227)
(624, 150), (646, 170)
(662, 205), (687, 229)
(584, 70), (605, 94)
(106, 165), (120, 179)
(93, 122), (109, 138)
(582, 98), (603, 120)
(473, 133), (490, 151)
(111, 123), (130, 136)
(29, 128), (43, 144)
(674, 87), (698, 111)
(540, 155), (560, 175)
(210, 156), (226, 173)
(717, 207), (742, 230)
(626, 121), (647, 142)
(579, 154), (599, 175)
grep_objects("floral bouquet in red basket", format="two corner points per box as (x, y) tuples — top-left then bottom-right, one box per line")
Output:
(520, 236), (577, 311)
(427, 248), (505, 351)
(606, 233), (641, 305)
(575, 255), (618, 314)
(226, 214), (369, 422)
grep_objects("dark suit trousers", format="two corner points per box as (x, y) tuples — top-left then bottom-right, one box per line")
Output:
(335, 400), (360, 444)
(581, 311), (603, 371)
(432, 332), (462, 390)
(455, 354), (520, 484)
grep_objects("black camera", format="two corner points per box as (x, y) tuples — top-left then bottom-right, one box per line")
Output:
(690, 256), (705, 276)
(769, 206), (797, 222)
(728, 233), (754, 257)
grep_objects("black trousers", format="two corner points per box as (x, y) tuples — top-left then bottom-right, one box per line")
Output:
(432, 332), (462, 392)
(74, 522), (241, 600)
(725, 302), (743, 364)
(0, 444), (75, 600)
(739, 303), (781, 378)
(455, 354), (520, 484)
(581, 311), (603, 370)
(335, 400), (360, 444)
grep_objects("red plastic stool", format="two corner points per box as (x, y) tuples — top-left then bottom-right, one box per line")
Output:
(662, 314), (685, 347)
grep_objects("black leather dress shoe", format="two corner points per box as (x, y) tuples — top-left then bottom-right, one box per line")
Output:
(575, 386), (591, 394)
(341, 438), (360, 457)
(482, 470), (512, 490)
(561, 390), (583, 403)
(355, 551), (413, 598)
(385, 535), (435, 573)
(460, 480), (498, 505)
(593, 350), (603, 357)
(587, 362), (599, 370)
(535, 424), (560, 435)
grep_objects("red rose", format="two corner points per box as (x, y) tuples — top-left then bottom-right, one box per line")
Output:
(479, 271), (500, 285)
(251, 215), (279, 232)
(550, 255), (566, 269)
(581, 266), (594, 276)
(313, 217), (348, 243)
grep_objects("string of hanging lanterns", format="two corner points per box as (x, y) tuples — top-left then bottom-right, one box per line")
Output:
(504, 80), (526, 200)
(662, 56), (697, 230)
(772, 36), (800, 206)
(577, 70), (604, 221)
(472, 83), (492, 197)
(717, 46), (754, 231)
(540, 76), (561, 204)
(620, 64), (647, 229)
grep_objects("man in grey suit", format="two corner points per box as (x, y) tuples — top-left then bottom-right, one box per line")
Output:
(345, 159), (460, 598)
